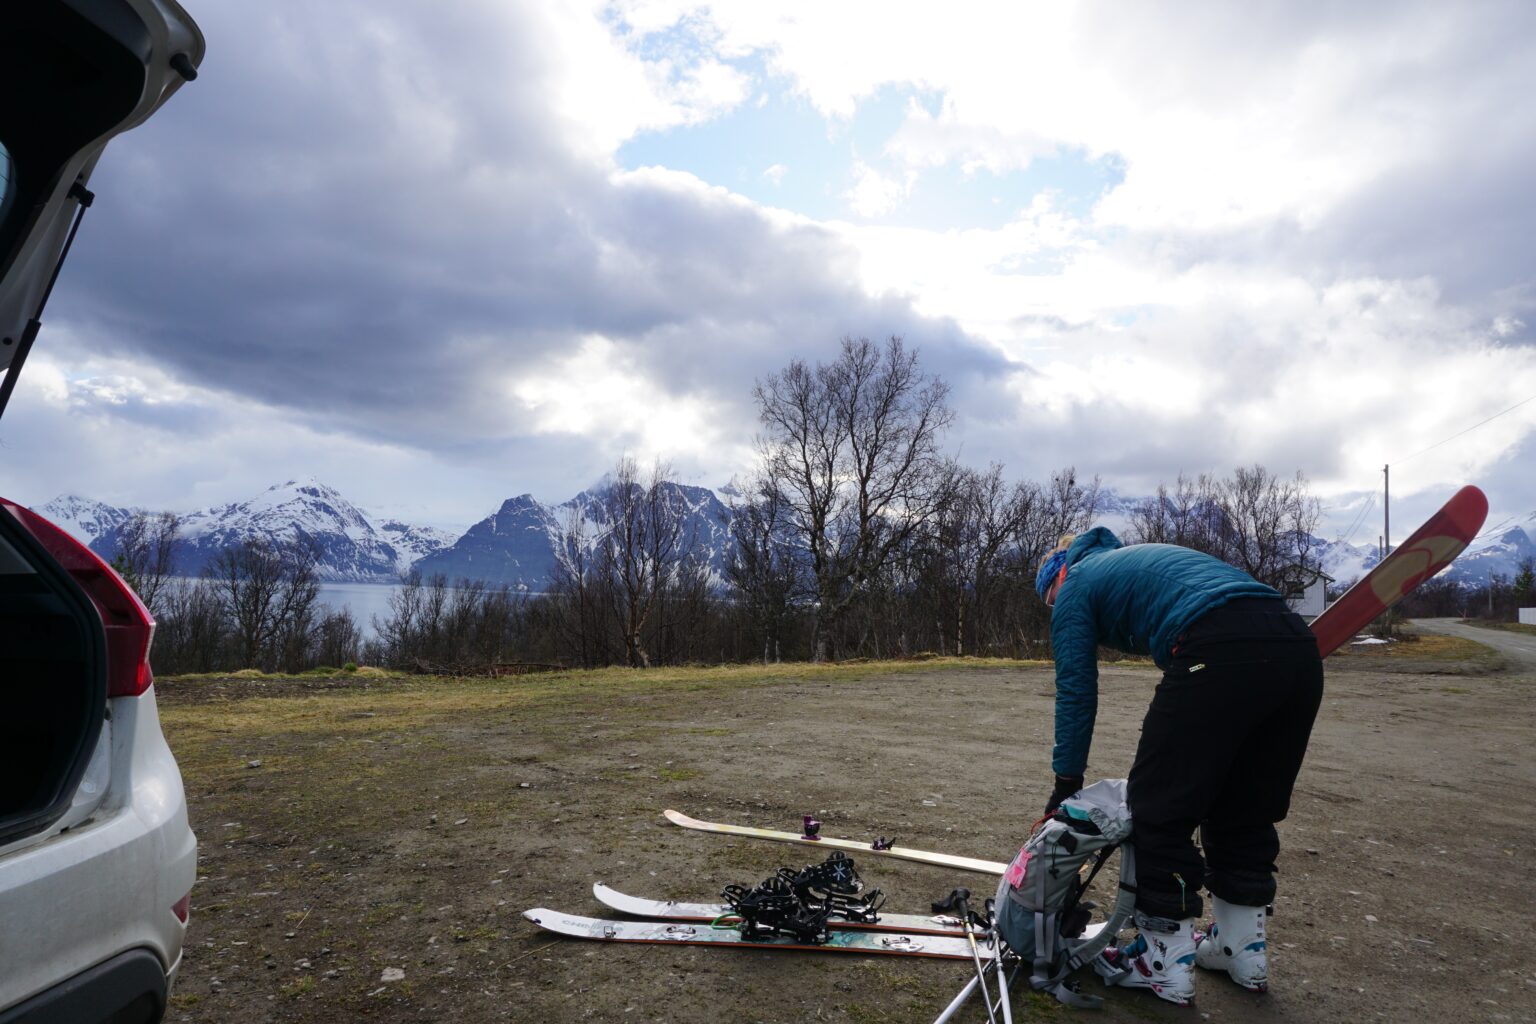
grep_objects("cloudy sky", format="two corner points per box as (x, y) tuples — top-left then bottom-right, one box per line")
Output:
(6, 0), (1535, 543)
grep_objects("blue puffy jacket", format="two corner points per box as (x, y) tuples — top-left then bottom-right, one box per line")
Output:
(1049, 527), (1280, 776)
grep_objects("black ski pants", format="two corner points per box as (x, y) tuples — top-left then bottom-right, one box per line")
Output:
(1127, 597), (1324, 920)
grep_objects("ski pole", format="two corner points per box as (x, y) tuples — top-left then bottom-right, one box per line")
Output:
(933, 952), (1014, 1024)
(954, 889), (998, 1024)
(989, 917), (1014, 1024)
(932, 971), (982, 1024)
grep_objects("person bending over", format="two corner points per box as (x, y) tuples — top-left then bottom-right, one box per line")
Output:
(1037, 527), (1323, 1005)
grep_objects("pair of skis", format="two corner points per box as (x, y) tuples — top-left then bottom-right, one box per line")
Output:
(525, 882), (997, 960)
(524, 813), (1021, 960)
(524, 805), (1020, 958)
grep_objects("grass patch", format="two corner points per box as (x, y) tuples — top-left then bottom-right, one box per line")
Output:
(154, 658), (1041, 841)
(158, 657), (1031, 743)
(280, 976), (315, 998)
(1331, 631), (1502, 671)
(1460, 619), (1536, 637)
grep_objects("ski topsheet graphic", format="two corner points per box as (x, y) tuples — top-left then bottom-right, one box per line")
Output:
(592, 882), (969, 936)
(522, 908), (996, 960)
(663, 809), (1008, 876)
(1309, 484), (1488, 657)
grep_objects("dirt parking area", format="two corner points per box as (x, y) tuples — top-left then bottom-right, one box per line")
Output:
(157, 639), (1535, 1024)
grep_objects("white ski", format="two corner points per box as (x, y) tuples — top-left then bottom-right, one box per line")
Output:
(663, 809), (1009, 876)
(592, 882), (970, 936)
(523, 907), (998, 960)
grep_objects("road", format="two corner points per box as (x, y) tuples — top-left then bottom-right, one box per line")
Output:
(1411, 616), (1536, 670)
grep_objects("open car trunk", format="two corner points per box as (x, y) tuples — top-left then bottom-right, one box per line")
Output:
(0, 0), (203, 419)
(0, 503), (108, 846)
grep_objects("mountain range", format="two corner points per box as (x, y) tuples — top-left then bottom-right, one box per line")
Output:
(38, 479), (1535, 591)
(47, 480), (453, 583)
(412, 482), (734, 589)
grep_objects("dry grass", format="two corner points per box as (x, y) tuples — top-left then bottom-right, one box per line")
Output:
(1329, 630), (1502, 670)
(156, 657), (1038, 778)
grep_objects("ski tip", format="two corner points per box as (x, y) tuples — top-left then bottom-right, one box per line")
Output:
(663, 809), (694, 826)
(1457, 484), (1489, 520)
(522, 908), (547, 925)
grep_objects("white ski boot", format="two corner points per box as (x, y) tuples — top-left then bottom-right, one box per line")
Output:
(1195, 897), (1269, 992)
(1093, 911), (1198, 1006)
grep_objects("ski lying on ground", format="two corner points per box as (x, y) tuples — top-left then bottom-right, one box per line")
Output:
(592, 882), (1114, 943)
(1310, 484), (1487, 658)
(523, 908), (998, 960)
(662, 809), (1009, 876)
(593, 882), (970, 936)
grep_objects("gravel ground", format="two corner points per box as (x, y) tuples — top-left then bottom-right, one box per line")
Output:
(157, 645), (1535, 1024)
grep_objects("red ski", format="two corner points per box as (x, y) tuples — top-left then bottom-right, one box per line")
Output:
(1310, 485), (1488, 657)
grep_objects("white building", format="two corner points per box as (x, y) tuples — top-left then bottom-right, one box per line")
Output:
(1282, 568), (1333, 619)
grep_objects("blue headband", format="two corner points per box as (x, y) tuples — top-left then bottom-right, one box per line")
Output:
(1035, 549), (1068, 600)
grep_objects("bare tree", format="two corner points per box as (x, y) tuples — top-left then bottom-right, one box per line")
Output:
(547, 503), (606, 668)
(1129, 466), (1321, 591)
(152, 577), (226, 674)
(597, 458), (686, 668)
(726, 477), (805, 663)
(374, 568), (426, 665)
(753, 336), (953, 660)
(1220, 466), (1322, 590)
(1129, 474), (1211, 549)
(209, 536), (321, 671)
(109, 511), (180, 616)
(314, 608), (362, 668)
(924, 463), (1036, 656)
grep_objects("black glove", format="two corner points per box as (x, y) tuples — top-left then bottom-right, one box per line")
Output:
(1044, 774), (1085, 817)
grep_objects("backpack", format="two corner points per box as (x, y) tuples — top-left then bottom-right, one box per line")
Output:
(992, 778), (1137, 1008)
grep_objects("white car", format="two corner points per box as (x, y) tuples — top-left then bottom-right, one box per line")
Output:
(0, 2), (204, 1021)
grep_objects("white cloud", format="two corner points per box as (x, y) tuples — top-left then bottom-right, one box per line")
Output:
(1493, 315), (1526, 339)
(614, 1), (1536, 251)
(23, 0), (1536, 541)
(511, 334), (728, 461)
(844, 161), (913, 217)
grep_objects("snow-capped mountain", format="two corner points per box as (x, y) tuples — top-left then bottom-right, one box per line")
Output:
(86, 479), (451, 583)
(414, 494), (561, 589)
(1314, 536), (1378, 585)
(1444, 525), (1535, 584)
(376, 519), (456, 574)
(416, 482), (734, 590)
(1313, 522), (1535, 587)
(38, 495), (141, 546)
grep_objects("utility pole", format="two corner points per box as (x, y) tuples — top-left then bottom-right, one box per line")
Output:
(1383, 464), (1391, 556)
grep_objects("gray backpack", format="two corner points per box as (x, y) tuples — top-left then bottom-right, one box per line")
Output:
(993, 779), (1137, 1008)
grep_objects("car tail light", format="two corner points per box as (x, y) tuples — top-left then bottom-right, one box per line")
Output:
(2, 501), (156, 697)
(171, 893), (191, 924)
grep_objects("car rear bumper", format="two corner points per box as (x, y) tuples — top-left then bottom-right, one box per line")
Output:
(0, 948), (168, 1024)
(0, 689), (196, 1015)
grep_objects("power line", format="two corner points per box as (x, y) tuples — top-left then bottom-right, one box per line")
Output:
(1335, 491), (1376, 548)
(1467, 513), (1523, 546)
(1395, 390), (1536, 465)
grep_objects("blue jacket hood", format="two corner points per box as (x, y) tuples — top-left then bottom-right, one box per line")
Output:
(1065, 526), (1123, 568)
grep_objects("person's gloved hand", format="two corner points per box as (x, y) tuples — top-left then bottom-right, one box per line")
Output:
(1044, 774), (1085, 817)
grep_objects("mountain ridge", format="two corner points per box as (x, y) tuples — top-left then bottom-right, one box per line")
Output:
(38, 483), (1532, 591)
